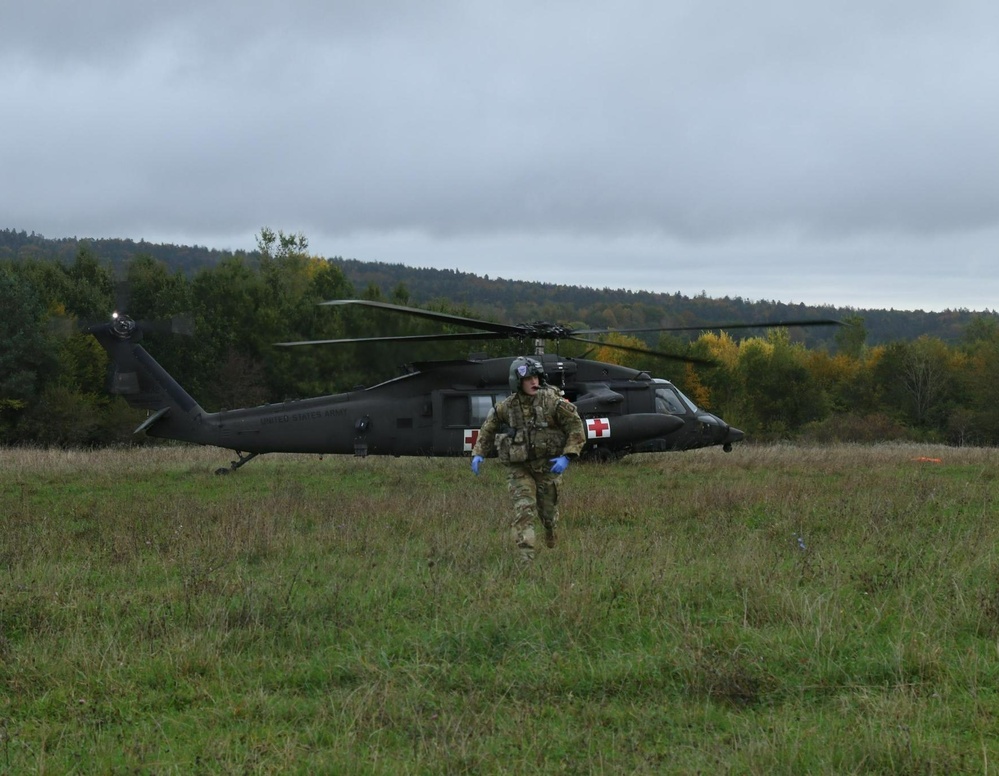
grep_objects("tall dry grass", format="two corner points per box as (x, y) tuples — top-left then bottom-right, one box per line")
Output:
(2, 442), (999, 773)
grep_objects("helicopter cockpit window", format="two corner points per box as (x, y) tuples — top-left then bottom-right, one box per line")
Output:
(655, 387), (687, 415)
(674, 387), (700, 413)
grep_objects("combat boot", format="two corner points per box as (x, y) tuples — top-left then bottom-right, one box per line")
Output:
(544, 527), (556, 548)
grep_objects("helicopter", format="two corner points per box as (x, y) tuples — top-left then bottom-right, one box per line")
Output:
(87, 299), (841, 473)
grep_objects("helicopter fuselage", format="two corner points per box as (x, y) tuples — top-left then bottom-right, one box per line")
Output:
(90, 319), (743, 468)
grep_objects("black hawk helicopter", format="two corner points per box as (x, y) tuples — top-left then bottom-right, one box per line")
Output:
(88, 299), (840, 473)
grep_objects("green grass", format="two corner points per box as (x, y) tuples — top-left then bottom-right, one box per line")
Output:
(3, 443), (999, 773)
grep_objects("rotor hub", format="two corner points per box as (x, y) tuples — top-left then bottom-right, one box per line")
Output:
(111, 313), (137, 339)
(519, 322), (572, 340)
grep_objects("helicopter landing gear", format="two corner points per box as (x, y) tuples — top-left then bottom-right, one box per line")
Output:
(215, 451), (260, 475)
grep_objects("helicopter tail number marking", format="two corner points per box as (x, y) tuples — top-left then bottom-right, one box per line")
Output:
(586, 418), (611, 439)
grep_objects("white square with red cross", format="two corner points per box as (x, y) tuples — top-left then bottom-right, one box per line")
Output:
(586, 418), (611, 439)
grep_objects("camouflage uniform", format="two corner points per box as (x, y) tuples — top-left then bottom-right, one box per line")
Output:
(472, 385), (586, 560)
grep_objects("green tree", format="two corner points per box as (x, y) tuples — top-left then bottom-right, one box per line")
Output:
(63, 246), (115, 318)
(954, 316), (999, 443)
(872, 337), (958, 435)
(962, 314), (999, 346)
(734, 330), (829, 437)
(16, 385), (102, 447)
(188, 231), (359, 408)
(256, 231), (358, 398)
(835, 314), (867, 358)
(681, 331), (741, 418)
(0, 265), (53, 437)
(189, 256), (271, 407)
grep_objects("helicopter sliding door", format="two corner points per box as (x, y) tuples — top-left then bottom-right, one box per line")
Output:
(432, 390), (508, 456)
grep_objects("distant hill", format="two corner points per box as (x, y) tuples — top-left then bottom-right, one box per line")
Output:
(2, 227), (994, 346)
(0, 228), (246, 276)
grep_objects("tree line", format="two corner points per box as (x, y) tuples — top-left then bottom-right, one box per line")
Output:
(2, 229), (999, 448)
(4, 227), (995, 347)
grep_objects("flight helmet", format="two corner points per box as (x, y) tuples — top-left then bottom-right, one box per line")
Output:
(509, 356), (546, 393)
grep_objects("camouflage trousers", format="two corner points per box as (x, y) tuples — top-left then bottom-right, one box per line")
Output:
(505, 459), (561, 560)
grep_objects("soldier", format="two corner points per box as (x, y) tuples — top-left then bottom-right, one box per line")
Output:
(471, 356), (586, 560)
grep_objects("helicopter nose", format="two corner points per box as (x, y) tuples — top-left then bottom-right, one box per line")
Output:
(722, 426), (745, 452)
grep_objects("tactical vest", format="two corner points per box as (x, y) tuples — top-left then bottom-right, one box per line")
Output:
(496, 389), (568, 463)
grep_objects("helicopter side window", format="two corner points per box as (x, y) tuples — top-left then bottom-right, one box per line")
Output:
(469, 393), (509, 427)
(442, 393), (509, 428)
(470, 395), (494, 427)
(655, 387), (686, 415)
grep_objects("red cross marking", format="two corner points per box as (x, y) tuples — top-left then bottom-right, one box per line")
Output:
(464, 429), (479, 450)
(587, 417), (611, 438)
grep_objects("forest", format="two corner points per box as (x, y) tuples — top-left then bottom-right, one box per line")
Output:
(2, 227), (999, 448)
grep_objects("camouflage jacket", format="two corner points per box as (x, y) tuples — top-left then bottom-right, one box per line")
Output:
(472, 386), (585, 464)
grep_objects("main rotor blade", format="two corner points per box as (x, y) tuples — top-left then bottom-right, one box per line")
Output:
(314, 299), (841, 350)
(572, 318), (843, 335)
(275, 331), (512, 347)
(568, 336), (716, 365)
(320, 299), (527, 336)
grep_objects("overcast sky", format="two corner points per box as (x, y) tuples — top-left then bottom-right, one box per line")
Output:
(4, 1), (998, 312)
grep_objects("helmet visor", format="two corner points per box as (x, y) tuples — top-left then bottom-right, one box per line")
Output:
(516, 360), (544, 381)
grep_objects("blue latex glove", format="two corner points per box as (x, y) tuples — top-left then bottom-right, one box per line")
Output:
(550, 455), (570, 474)
(471, 455), (484, 475)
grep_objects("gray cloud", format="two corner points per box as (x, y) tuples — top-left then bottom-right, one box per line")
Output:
(4, 1), (998, 310)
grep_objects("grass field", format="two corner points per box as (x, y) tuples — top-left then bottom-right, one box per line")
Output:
(2, 442), (999, 773)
